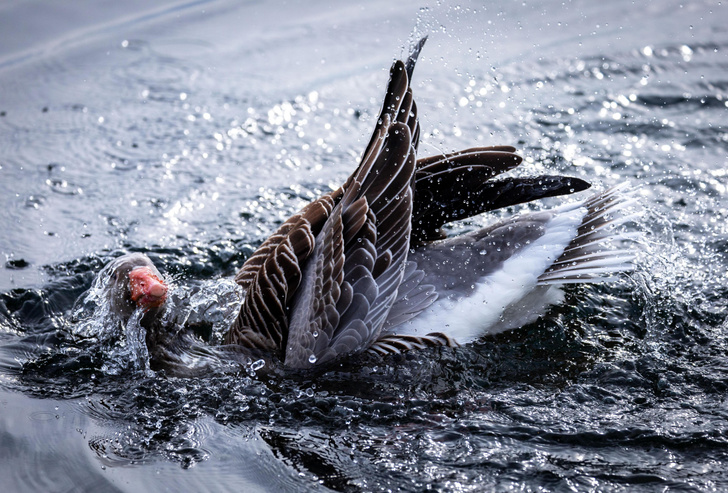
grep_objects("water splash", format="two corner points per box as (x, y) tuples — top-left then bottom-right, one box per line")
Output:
(107, 308), (151, 376)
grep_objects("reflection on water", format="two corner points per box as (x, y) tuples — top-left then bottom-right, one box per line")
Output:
(2, 0), (728, 491)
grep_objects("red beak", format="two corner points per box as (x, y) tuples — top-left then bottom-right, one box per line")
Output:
(128, 266), (168, 309)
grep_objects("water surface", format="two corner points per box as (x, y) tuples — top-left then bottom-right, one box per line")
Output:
(1, 0), (727, 491)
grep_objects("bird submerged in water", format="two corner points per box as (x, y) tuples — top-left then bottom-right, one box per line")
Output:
(97, 38), (638, 372)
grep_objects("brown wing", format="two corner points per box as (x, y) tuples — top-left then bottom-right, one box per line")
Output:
(225, 192), (339, 353)
(283, 47), (424, 368)
(225, 40), (425, 362)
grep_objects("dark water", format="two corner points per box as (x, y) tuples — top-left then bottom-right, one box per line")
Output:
(1, 0), (727, 491)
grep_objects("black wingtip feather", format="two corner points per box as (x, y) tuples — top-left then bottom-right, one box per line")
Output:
(405, 36), (428, 80)
(411, 174), (592, 244)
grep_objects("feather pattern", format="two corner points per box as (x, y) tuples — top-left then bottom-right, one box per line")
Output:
(367, 333), (457, 357)
(285, 117), (417, 367)
(258, 44), (423, 367)
(225, 193), (338, 352)
(218, 38), (639, 367)
(537, 184), (640, 284)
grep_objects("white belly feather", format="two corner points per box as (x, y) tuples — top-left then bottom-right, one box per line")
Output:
(396, 202), (587, 343)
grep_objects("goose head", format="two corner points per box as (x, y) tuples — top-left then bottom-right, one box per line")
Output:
(107, 253), (168, 324)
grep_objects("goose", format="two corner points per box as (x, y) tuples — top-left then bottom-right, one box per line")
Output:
(96, 38), (638, 371)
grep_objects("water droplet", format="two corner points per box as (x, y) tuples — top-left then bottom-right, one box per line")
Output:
(309, 354), (317, 364)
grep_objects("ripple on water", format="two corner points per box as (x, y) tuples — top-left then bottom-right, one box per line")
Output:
(1, 0), (728, 490)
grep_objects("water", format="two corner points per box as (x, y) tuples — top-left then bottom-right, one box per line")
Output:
(1, 0), (727, 491)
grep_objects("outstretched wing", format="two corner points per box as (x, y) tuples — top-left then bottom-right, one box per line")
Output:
(283, 43), (426, 368)
(411, 148), (591, 244)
